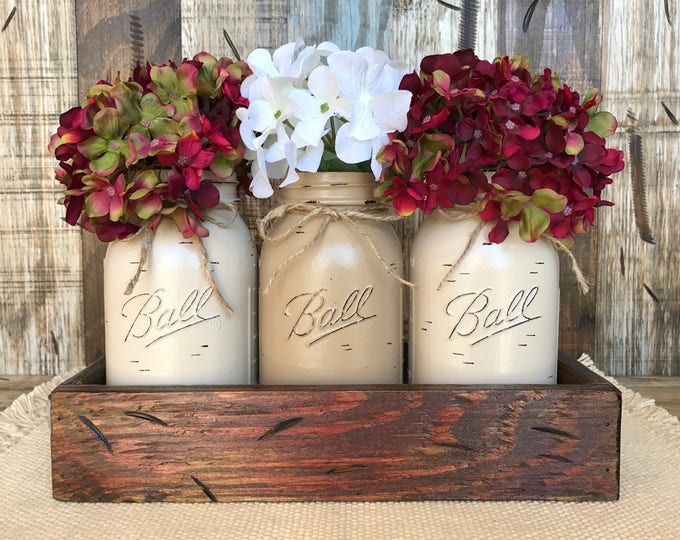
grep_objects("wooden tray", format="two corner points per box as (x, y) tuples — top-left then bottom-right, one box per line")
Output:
(49, 353), (621, 502)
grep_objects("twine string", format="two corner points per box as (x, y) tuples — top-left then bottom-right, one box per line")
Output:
(258, 203), (415, 294)
(435, 207), (590, 294)
(123, 212), (236, 316)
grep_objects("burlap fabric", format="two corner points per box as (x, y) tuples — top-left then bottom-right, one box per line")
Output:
(2, 356), (679, 540)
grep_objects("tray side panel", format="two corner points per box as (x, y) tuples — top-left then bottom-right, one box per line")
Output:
(50, 386), (620, 502)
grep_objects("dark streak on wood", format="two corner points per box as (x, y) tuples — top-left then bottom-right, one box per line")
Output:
(326, 464), (368, 474)
(1, 6), (16, 32)
(538, 453), (574, 464)
(123, 410), (169, 426)
(222, 28), (241, 61)
(128, 13), (145, 68)
(643, 283), (660, 304)
(191, 475), (218, 502)
(619, 247), (625, 276)
(50, 331), (60, 357)
(522, 0), (540, 32)
(627, 110), (656, 245)
(435, 0), (461, 10)
(78, 415), (113, 453)
(458, 0), (479, 49)
(531, 426), (579, 440)
(665, 0), (673, 26)
(258, 416), (303, 440)
(661, 101), (678, 124)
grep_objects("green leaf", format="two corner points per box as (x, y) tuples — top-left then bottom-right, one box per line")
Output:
(531, 188), (567, 213)
(519, 206), (550, 242)
(317, 149), (371, 173)
(587, 111), (617, 138)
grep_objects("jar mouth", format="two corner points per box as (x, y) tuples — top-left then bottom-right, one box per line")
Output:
(280, 171), (378, 206)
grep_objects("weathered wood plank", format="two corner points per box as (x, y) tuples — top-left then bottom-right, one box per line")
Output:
(50, 356), (620, 502)
(494, 0), (603, 368)
(0, 0), (82, 374)
(75, 0), (183, 365)
(181, 0), (288, 245)
(0, 375), (53, 410)
(598, 0), (680, 376)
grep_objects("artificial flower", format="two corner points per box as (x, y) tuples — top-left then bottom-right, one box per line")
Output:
(378, 49), (624, 244)
(50, 52), (251, 241)
(238, 40), (412, 197)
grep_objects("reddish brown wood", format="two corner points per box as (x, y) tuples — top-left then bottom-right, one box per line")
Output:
(50, 355), (620, 503)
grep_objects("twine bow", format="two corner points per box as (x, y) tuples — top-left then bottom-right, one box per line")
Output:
(257, 202), (416, 294)
(435, 208), (590, 294)
(123, 202), (240, 315)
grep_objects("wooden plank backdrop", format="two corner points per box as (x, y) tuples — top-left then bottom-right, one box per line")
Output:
(0, 0), (677, 376)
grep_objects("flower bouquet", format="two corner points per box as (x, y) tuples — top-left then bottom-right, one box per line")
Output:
(49, 52), (251, 241)
(236, 39), (412, 196)
(377, 48), (624, 245)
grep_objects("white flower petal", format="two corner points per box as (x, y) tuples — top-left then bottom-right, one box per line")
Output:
(335, 123), (372, 163)
(317, 41), (340, 55)
(327, 51), (368, 98)
(370, 134), (389, 179)
(296, 142), (325, 172)
(288, 88), (322, 120)
(372, 90), (412, 132)
(348, 99), (381, 141)
(249, 158), (274, 198)
(246, 48), (278, 78)
(271, 42), (298, 75)
(293, 115), (330, 146)
(308, 66), (340, 103)
(247, 100), (277, 133)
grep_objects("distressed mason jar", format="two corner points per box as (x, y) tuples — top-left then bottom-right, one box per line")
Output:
(104, 177), (258, 385)
(410, 213), (559, 384)
(259, 172), (403, 384)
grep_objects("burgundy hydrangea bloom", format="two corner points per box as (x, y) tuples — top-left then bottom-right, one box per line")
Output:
(377, 49), (625, 244)
(49, 52), (251, 241)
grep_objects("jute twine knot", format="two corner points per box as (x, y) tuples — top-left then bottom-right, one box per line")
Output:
(123, 202), (240, 316)
(257, 202), (416, 294)
(434, 207), (590, 295)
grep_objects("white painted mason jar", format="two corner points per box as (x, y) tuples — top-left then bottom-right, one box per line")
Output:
(259, 172), (403, 385)
(104, 178), (258, 385)
(410, 213), (559, 384)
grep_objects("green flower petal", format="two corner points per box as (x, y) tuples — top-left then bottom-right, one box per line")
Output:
(209, 153), (235, 179)
(93, 108), (125, 140)
(90, 151), (121, 176)
(531, 188), (567, 213)
(78, 136), (109, 159)
(519, 206), (550, 242)
(587, 111), (618, 138)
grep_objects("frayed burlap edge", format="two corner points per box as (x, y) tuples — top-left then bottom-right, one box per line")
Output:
(0, 368), (82, 454)
(1, 358), (678, 454)
(577, 353), (680, 448)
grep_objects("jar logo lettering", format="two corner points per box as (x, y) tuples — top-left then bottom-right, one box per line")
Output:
(446, 287), (541, 345)
(121, 287), (220, 347)
(285, 286), (377, 346)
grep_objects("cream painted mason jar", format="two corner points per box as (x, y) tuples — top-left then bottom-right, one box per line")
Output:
(410, 213), (559, 384)
(259, 172), (403, 384)
(104, 178), (258, 385)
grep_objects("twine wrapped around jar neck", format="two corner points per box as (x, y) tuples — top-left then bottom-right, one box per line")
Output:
(258, 202), (416, 294)
(434, 207), (590, 294)
(122, 201), (239, 316)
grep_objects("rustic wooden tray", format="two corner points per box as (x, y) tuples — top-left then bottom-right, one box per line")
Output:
(49, 353), (621, 503)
